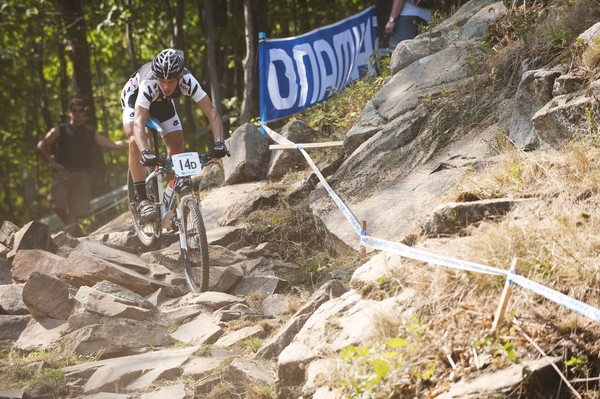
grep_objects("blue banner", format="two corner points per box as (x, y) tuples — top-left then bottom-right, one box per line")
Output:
(259, 6), (378, 123)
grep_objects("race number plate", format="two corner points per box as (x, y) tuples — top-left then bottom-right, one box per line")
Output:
(172, 152), (202, 176)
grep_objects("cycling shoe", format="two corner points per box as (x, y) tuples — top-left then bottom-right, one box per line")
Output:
(138, 199), (158, 223)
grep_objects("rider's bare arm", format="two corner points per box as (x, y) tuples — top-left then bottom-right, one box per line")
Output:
(133, 105), (151, 153)
(196, 96), (225, 143)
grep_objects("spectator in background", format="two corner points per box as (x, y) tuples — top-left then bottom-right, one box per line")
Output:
(37, 98), (128, 236)
(385, 0), (432, 46)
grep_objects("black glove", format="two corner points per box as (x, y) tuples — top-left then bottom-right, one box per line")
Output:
(212, 142), (230, 158)
(140, 150), (158, 166)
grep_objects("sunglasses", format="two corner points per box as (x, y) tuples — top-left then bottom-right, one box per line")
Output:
(71, 108), (85, 113)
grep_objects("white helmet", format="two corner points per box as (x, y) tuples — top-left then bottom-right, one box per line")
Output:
(151, 49), (184, 79)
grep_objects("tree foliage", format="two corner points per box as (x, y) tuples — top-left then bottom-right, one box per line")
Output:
(0, 0), (457, 226)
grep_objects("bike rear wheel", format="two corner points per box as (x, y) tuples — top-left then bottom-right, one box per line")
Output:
(180, 195), (209, 293)
(127, 170), (161, 247)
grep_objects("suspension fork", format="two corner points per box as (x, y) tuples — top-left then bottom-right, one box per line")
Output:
(176, 194), (189, 251)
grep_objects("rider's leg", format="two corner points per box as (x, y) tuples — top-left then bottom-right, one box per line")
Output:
(162, 130), (184, 185)
(158, 100), (184, 158)
(125, 121), (150, 202)
(163, 130), (185, 157)
(125, 122), (146, 182)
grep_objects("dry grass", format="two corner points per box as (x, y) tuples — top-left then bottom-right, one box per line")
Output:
(241, 196), (362, 291)
(314, 2), (600, 396)
(582, 39), (600, 70)
(0, 345), (99, 395)
(395, 139), (600, 396)
(455, 144), (600, 290)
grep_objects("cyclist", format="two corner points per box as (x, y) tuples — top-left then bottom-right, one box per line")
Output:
(121, 48), (228, 222)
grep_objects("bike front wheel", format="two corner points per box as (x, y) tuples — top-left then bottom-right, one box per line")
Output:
(179, 195), (209, 293)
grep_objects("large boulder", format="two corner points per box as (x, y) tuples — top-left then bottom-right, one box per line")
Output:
(222, 123), (271, 185)
(267, 120), (314, 180)
(508, 69), (561, 149)
(22, 272), (78, 320)
(8, 221), (57, 257)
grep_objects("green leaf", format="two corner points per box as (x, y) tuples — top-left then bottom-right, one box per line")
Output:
(372, 359), (390, 379)
(386, 338), (408, 348)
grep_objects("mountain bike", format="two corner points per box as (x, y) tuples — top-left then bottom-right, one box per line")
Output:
(127, 120), (210, 293)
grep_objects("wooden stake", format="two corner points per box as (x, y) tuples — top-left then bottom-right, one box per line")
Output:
(269, 141), (344, 150)
(491, 258), (518, 331)
(360, 220), (367, 259)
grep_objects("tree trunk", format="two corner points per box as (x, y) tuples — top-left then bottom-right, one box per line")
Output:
(202, 0), (223, 115)
(173, 0), (196, 134)
(34, 40), (53, 131)
(56, 0), (96, 124)
(240, 0), (257, 124)
(173, 0), (185, 49)
(124, 0), (138, 69)
(56, 0), (106, 194)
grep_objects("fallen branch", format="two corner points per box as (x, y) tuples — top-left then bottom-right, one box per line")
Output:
(513, 319), (581, 399)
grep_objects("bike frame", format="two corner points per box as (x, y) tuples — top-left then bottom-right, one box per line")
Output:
(145, 168), (195, 252)
(131, 120), (212, 292)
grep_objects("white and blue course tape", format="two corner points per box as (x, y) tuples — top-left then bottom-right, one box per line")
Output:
(260, 122), (600, 324)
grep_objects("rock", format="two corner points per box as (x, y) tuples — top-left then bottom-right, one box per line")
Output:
(343, 100), (385, 156)
(14, 318), (68, 352)
(217, 189), (279, 226)
(170, 313), (224, 345)
(182, 355), (228, 380)
(552, 73), (585, 96)
(11, 250), (65, 283)
(351, 252), (404, 286)
(0, 284), (28, 315)
(188, 291), (246, 310)
(227, 358), (275, 386)
(267, 120), (314, 180)
(193, 161), (225, 191)
(207, 245), (247, 266)
(214, 325), (265, 348)
(508, 68), (561, 149)
(222, 123), (271, 185)
(256, 280), (346, 360)
(0, 259), (12, 285)
(209, 265), (243, 293)
(57, 250), (182, 297)
(0, 220), (19, 248)
(8, 221), (57, 257)
(276, 291), (416, 395)
(74, 285), (154, 320)
(76, 239), (151, 275)
(423, 198), (533, 236)
(22, 272), (77, 320)
(0, 389), (25, 399)
(533, 94), (594, 148)
(262, 293), (291, 317)
(0, 315), (30, 340)
(140, 384), (187, 399)
(435, 357), (561, 398)
(231, 276), (288, 296)
(63, 346), (199, 394)
(58, 316), (168, 357)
